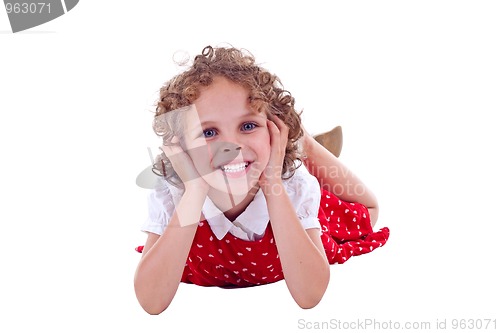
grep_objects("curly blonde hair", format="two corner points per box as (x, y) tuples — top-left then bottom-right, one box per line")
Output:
(152, 45), (304, 187)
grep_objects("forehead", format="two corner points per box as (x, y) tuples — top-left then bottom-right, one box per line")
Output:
(192, 77), (263, 119)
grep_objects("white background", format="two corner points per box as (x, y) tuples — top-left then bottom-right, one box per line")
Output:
(1, 1), (499, 332)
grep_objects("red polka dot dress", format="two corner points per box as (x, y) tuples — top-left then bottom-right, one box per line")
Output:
(137, 168), (390, 287)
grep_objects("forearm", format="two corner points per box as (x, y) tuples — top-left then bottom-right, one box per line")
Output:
(265, 183), (330, 308)
(134, 189), (205, 314)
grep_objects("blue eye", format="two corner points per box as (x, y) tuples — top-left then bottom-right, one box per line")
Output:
(203, 129), (217, 138)
(241, 122), (257, 131)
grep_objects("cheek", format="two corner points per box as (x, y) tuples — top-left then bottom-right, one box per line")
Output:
(186, 145), (213, 174)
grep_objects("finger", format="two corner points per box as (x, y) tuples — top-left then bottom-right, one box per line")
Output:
(267, 119), (280, 148)
(268, 115), (289, 144)
(269, 114), (288, 134)
(161, 144), (183, 158)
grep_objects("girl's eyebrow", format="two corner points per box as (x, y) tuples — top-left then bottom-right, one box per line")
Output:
(187, 110), (265, 135)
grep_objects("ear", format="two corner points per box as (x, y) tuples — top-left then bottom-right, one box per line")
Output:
(313, 126), (343, 157)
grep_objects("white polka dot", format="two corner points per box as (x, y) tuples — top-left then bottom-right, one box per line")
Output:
(237, 252), (243, 256)
(196, 244), (203, 248)
(234, 271), (239, 274)
(245, 247), (252, 251)
(208, 254), (214, 258)
(345, 209), (349, 213)
(262, 252), (268, 256)
(209, 236), (213, 241)
(242, 268), (248, 272)
(218, 249), (223, 254)
(251, 262), (257, 266)
(229, 260), (236, 264)
(353, 217), (357, 222)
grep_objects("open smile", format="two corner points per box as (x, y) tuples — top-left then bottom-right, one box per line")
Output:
(219, 161), (251, 178)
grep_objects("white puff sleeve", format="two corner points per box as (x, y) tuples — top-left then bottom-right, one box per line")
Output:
(284, 165), (322, 230)
(140, 181), (178, 235)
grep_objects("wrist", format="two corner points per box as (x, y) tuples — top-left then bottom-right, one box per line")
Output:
(260, 180), (285, 198)
(183, 182), (209, 197)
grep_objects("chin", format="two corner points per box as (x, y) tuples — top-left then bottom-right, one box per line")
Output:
(205, 172), (258, 197)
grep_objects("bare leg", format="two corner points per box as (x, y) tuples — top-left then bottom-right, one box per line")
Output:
(302, 128), (379, 226)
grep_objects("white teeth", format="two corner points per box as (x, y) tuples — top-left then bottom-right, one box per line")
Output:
(221, 162), (249, 173)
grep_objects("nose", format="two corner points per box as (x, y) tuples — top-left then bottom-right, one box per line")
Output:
(215, 141), (242, 155)
(223, 146), (242, 152)
(210, 141), (242, 167)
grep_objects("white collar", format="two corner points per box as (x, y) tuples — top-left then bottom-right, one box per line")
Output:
(202, 189), (269, 241)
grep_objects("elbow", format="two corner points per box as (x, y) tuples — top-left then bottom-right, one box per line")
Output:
(295, 286), (327, 309)
(135, 290), (172, 315)
(143, 304), (169, 316)
(297, 297), (322, 310)
(368, 205), (379, 227)
(294, 268), (330, 309)
(134, 275), (172, 315)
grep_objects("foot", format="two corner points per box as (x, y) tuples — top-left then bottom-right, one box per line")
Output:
(313, 126), (343, 157)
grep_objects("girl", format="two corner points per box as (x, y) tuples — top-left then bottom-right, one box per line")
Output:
(134, 46), (389, 314)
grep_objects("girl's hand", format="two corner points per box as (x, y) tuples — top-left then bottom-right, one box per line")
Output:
(161, 138), (209, 193)
(259, 115), (289, 193)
